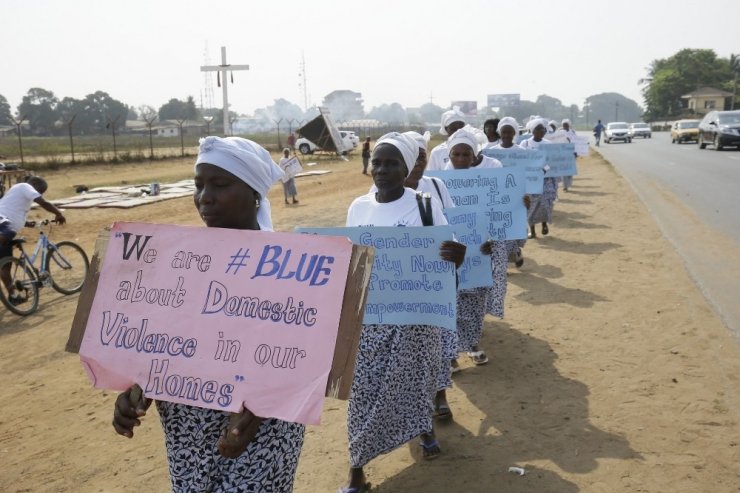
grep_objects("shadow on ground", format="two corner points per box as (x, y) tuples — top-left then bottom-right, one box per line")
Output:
(533, 237), (621, 256)
(507, 259), (609, 308)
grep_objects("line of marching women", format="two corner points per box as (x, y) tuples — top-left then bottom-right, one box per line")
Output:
(110, 117), (576, 492)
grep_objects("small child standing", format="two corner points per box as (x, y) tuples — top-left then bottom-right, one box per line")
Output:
(278, 148), (299, 205)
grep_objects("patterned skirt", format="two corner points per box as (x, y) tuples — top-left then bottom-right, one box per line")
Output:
(156, 402), (305, 492)
(527, 193), (554, 224)
(437, 325), (458, 391)
(485, 240), (508, 318)
(505, 239), (527, 262)
(456, 287), (489, 352)
(348, 324), (442, 467)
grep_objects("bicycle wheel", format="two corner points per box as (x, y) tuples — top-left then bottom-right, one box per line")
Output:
(0, 256), (40, 316)
(47, 241), (89, 295)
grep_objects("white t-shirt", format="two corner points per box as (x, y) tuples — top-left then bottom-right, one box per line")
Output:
(346, 188), (448, 227)
(425, 142), (449, 172)
(519, 137), (551, 150)
(482, 140), (500, 149)
(368, 176), (455, 210)
(490, 143), (523, 150)
(0, 183), (41, 232)
(443, 155), (503, 170)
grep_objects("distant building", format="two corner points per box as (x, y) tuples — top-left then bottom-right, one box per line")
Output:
(321, 90), (365, 122)
(681, 87), (733, 115)
(124, 119), (206, 137)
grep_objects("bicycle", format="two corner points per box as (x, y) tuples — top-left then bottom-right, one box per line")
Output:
(0, 220), (89, 316)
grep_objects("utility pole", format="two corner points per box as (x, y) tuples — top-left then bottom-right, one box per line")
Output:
(298, 51), (309, 111)
(11, 115), (27, 165)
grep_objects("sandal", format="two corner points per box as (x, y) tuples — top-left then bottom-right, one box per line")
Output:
(542, 223), (549, 235)
(419, 439), (441, 460)
(467, 350), (489, 365)
(434, 402), (453, 420)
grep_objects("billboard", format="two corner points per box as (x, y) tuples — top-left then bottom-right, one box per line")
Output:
(487, 94), (521, 107)
(451, 100), (478, 117)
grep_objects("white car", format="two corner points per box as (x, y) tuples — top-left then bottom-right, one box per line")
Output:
(628, 122), (651, 139)
(342, 130), (360, 148)
(604, 122), (631, 144)
(296, 131), (357, 155)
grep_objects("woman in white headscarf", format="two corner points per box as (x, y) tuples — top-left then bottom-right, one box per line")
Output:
(112, 137), (304, 493)
(426, 107), (466, 171)
(342, 132), (465, 493)
(560, 119), (577, 191)
(369, 131), (454, 208)
(491, 117), (522, 150)
(521, 119), (559, 238)
(443, 129), (507, 369)
(444, 128), (503, 170)
(491, 117), (527, 267)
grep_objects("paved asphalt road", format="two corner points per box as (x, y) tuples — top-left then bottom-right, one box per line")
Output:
(586, 131), (740, 339)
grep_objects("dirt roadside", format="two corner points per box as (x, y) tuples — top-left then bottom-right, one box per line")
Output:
(1, 150), (739, 492)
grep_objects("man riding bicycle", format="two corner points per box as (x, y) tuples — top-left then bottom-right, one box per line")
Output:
(0, 176), (66, 305)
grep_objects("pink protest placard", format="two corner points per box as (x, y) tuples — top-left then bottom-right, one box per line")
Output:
(78, 222), (353, 425)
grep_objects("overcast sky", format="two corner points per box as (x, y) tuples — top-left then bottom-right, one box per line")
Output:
(3, 0), (739, 116)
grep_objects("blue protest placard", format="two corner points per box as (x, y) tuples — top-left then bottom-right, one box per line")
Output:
(481, 147), (545, 194)
(541, 143), (578, 177)
(296, 226), (457, 331)
(442, 207), (493, 289)
(426, 167), (528, 240)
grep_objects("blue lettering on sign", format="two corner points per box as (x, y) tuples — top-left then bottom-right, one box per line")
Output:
(251, 245), (334, 287)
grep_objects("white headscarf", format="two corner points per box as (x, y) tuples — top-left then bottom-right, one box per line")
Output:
(526, 118), (549, 133)
(548, 120), (558, 133)
(447, 128), (480, 155)
(374, 132), (419, 175)
(403, 130), (430, 152)
(497, 116), (519, 133)
(439, 106), (466, 135)
(561, 118), (571, 126)
(195, 136), (284, 231)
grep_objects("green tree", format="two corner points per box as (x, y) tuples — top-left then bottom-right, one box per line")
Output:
(17, 87), (59, 135)
(0, 94), (11, 125)
(158, 96), (198, 121)
(586, 93), (643, 123)
(641, 49), (734, 119)
(73, 91), (128, 135)
(730, 53), (739, 110)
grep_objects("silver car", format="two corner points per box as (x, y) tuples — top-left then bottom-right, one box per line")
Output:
(604, 122), (631, 144)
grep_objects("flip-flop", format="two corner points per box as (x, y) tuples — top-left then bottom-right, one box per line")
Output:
(434, 402), (453, 420)
(467, 350), (489, 365)
(419, 439), (441, 460)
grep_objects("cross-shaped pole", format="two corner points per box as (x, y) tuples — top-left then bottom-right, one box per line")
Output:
(200, 46), (249, 136)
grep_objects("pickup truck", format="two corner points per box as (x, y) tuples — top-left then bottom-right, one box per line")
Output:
(296, 130), (358, 155)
